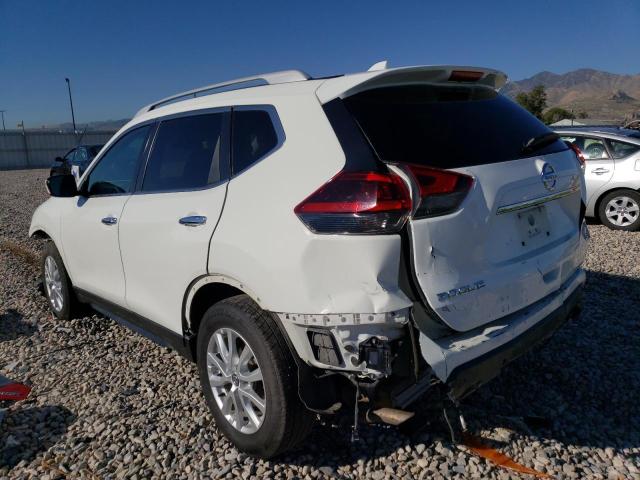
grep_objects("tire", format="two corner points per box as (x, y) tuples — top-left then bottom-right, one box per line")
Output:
(41, 242), (76, 320)
(197, 295), (313, 458)
(598, 189), (640, 231)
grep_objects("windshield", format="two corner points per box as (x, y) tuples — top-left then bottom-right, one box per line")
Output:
(344, 85), (567, 169)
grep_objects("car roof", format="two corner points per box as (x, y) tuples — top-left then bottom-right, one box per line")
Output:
(132, 77), (326, 124)
(114, 64), (508, 153)
(554, 127), (640, 143)
(132, 64), (507, 124)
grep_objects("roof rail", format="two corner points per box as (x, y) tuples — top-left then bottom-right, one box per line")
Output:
(135, 69), (310, 117)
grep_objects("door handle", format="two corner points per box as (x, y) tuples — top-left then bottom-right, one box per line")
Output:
(591, 168), (610, 175)
(179, 215), (207, 227)
(101, 216), (117, 225)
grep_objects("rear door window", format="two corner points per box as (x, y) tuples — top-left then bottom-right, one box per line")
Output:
(343, 85), (567, 168)
(232, 109), (279, 175)
(607, 139), (640, 159)
(142, 112), (228, 192)
(573, 137), (609, 160)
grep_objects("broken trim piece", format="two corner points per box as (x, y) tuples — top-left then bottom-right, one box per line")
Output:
(462, 432), (551, 478)
(277, 310), (410, 327)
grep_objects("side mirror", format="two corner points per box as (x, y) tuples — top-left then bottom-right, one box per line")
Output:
(46, 174), (79, 197)
(55, 156), (64, 162)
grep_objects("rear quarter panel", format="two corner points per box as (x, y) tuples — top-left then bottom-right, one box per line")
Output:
(208, 94), (412, 314)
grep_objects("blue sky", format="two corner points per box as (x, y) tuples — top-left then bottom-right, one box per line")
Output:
(1, 0), (639, 127)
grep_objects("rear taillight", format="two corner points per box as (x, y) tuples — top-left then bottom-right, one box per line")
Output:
(566, 141), (586, 171)
(404, 164), (473, 218)
(294, 170), (412, 234)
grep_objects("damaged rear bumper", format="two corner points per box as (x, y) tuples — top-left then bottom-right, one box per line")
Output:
(421, 268), (585, 399)
(273, 268), (585, 413)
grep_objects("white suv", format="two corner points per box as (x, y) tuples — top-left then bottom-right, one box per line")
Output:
(30, 64), (588, 457)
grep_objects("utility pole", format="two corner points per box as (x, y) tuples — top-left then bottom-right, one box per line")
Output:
(65, 78), (77, 133)
(0, 110), (5, 131)
(18, 120), (29, 167)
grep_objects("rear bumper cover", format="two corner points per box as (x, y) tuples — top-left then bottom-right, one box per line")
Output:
(447, 283), (583, 399)
(419, 268), (585, 399)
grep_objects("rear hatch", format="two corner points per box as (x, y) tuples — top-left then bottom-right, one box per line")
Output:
(324, 67), (584, 332)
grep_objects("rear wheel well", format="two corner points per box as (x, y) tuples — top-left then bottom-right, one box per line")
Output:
(594, 187), (640, 222)
(186, 282), (245, 359)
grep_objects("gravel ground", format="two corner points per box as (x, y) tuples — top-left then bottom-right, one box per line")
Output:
(0, 168), (638, 480)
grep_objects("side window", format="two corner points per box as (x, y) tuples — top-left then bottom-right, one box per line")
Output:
(607, 139), (640, 159)
(84, 125), (151, 196)
(581, 137), (609, 160)
(142, 113), (227, 192)
(232, 109), (278, 175)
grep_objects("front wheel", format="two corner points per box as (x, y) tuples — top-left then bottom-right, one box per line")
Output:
(598, 190), (640, 231)
(42, 242), (76, 320)
(196, 295), (313, 458)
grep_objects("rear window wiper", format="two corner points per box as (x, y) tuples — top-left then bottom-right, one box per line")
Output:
(520, 132), (560, 156)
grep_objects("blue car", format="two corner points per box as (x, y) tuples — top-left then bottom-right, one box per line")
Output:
(49, 145), (103, 178)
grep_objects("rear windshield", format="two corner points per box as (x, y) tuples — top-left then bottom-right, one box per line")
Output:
(344, 85), (567, 169)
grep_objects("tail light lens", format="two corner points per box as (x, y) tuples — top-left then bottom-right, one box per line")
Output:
(566, 141), (586, 171)
(294, 170), (411, 234)
(404, 164), (473, 218)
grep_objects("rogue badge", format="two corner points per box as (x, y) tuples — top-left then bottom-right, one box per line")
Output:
(437, 280), (486, 302)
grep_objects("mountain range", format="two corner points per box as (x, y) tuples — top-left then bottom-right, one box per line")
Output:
(503, 69), (640, 121)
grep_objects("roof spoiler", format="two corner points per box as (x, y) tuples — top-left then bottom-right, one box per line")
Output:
(315, 65), (508, 104)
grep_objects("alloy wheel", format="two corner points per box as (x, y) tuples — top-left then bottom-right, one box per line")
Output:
(206, 327), (266, 434)
(605, 196), (639, 227)
(44, 256), (64, 312)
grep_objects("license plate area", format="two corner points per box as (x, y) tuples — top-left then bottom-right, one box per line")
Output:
(516, 206), (550, 247)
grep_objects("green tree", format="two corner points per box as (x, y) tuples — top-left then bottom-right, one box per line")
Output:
(542, 107), (575, 125)
(515, 85), (547, 120)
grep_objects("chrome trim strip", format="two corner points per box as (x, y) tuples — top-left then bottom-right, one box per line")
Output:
(496, 185), (580, 215)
